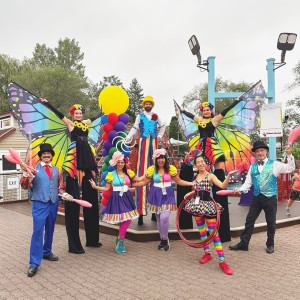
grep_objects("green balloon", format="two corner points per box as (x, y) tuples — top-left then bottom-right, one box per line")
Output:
(109, 147), (117, 156)
(104, 155), (112, 165)
(102, 164), (108, 172)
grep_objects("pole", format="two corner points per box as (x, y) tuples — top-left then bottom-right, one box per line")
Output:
(207, 56), (216, 108)
(266, 58), (276, 160)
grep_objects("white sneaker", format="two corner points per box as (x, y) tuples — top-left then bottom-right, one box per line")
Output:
(286, 207), (291, 216)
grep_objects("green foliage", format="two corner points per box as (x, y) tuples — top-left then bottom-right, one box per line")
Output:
(126, 78), (144, 123)
(168, 116), (188, 153)
(292, 145), (300, 161)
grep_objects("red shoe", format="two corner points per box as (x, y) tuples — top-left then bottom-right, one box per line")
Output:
(199, 253), (212, 264)
(219, 261), (233, 275)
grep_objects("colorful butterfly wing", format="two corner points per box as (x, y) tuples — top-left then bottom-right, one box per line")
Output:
(88, 117), (101, 148)
(7, 82), (70, 169)
(174, 100), (198, 140)
(62, 141), (77, 178)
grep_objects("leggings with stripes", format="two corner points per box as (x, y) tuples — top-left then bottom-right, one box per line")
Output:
(195, 216), (224, 262)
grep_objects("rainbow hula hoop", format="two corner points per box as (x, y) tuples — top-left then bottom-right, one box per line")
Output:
(176, 192), (221, 248)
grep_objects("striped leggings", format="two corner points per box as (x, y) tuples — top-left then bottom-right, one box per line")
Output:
(195, 216), (224, 262)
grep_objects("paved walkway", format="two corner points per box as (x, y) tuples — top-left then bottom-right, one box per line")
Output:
(0, 204), (300, 299)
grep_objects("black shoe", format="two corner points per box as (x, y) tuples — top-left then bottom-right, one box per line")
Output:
(229, 243), (248, 251)
(138, 215), (143, 226)
(43, 254), (59, 261)
(266, 245), (274, 254)
(151, 213), (157, 221)
(27, 267), (38, 277)
(86, 242), (102, 248)
(158, 239), (164, 250)
(163, 239), (170, 251)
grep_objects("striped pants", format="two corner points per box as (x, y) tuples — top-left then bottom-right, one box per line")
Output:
(136, 136), (157, 215)
(195, 216), (224, 262)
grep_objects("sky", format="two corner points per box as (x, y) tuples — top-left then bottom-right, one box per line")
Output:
(1, 0), (299, 125)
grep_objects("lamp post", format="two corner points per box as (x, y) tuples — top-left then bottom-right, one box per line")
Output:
(188, 33), (297, 160)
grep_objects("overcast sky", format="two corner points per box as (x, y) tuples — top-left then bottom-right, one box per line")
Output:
(1, 0), (299, 124)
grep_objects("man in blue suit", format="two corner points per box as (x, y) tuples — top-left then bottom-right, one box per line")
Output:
(20, 143), (72, 277)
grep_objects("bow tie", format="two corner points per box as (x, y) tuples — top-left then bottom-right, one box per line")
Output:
(257, 161), (265, 166)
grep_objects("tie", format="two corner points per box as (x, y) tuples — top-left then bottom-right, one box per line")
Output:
(257, 161), (265, 166)
(44, 165), (51, 178)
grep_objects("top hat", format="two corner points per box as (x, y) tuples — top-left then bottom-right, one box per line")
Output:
(142, 96), (155, 108)
(38, 143), (55, 157)
(251, 140), (269, 152)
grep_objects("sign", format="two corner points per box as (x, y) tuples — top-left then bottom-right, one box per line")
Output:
(260, 103), (283, 137)
(7, 177), (19, 190)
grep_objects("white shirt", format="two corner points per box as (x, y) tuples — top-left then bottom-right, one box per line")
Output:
(240, 155), (295, 192)
(127, 110), (166, 139)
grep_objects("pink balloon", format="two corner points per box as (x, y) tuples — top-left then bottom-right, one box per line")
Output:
(216, 190), (233, 195)
(8, 148), (22, 164)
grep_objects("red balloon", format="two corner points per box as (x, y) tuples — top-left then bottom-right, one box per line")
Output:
(107, 113), (118, 125)
(103, 191), (111, 199)
(101, 197), (108, 206)
(103, 123), (114, 133)
(125, 157), (129, 163)
(126, 164), (130, 169)
(102, 132), (109, 141)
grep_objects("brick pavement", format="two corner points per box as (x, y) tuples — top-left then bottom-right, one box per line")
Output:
(0, 205), (300, 300)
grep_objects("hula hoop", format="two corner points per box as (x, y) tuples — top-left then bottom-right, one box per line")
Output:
(176, 192), (220, 248)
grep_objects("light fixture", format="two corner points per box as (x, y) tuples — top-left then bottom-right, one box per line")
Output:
(277, 33), (297, 63)
(188, 35), (201, 64)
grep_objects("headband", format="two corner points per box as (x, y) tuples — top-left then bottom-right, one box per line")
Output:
(69, 104), (86, 115)
(200, 102), (214, 112)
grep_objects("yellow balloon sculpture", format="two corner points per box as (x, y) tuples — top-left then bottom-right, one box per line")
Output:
(99, 86), (129, 116)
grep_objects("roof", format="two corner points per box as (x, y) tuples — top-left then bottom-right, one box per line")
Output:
(0, 128), (16, 141)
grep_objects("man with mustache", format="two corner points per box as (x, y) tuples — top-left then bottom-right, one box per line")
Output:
(20, 143), (72, 277)
(126, 96), (166, 225)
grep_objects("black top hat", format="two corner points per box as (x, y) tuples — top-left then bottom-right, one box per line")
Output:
(38, 143), (55, 157)
(251, 140), (269, 152)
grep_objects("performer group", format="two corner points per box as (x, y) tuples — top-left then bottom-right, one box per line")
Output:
(9, 86), (295, 278)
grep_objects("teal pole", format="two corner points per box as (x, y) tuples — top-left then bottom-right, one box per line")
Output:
(266, 58), (276, 160)
(207, 56), (216, 108)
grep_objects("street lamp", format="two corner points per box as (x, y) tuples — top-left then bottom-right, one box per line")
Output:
(188, 35), (208, 71)
(276, 32), (297, 66)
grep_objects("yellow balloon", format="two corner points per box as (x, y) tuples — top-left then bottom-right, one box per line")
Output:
(99, 86), (129, 116)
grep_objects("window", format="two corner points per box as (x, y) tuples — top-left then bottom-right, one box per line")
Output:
(0, 117), (12, 129)
(2, 155), (17, 171)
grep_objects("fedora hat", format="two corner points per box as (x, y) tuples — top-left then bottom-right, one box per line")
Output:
(38, 143), (55, 157)
(251, 140), (269, 152)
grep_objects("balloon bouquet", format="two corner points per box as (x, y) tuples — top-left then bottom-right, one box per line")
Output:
(98, 86), (133, 206)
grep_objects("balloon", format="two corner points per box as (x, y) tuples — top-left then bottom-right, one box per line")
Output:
(99, 86), (129, 116)
(101, 114), (108, 124)
(126, 164), (130, 169)
(101, 197), (108, 206)
(102, 164), (108, 172)
(108, 113), (118, 125)
(124, 152), (130, 158)
(108, 130), (118, 141)
(109, 147), (117, 156)
(103, 140), (113, 150)
(114, 121), (125, 132)
(118, 113), (130, 124)
(102, 149), (109, 157)
(118, 130), (129, 139)
(102, 171), (108, 180)
(102, 132), (109, 141)
(102, 191), (111, 199)
(104, 155), (112, 165)
(101, 180), (106, 187)
(103, 123), (114, 133)
(108, 165), (116, 172)
(125, 157), (129, 163)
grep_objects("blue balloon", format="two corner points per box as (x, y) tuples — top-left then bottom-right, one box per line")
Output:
(102, 171), (108, 180)
(101, 180), (106, 187)
(108, 165), (117, 171)
(101, 114), (108, 124)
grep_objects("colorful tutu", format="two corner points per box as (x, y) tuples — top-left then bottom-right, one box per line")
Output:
(102, 190), (139, 224)
(184, 197), (223, 217)
(147, 186), (177, 214)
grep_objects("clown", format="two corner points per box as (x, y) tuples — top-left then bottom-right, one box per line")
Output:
(40, 98), (102, 254)
(126, 96), (166, 224)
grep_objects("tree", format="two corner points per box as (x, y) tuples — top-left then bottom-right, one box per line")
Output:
(168, 116), (188, 154)
(126, 78), (144, 123)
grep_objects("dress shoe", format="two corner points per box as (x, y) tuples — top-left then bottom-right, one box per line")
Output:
(27, 267), (38, 277)
(266, 245), (274, 254)
(86, 242), (103, 248)
(43, 254), (59, 261)
(219, 261), (233, 275)
(199, 253), (212, 264)
(229, 243), (248, 251)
